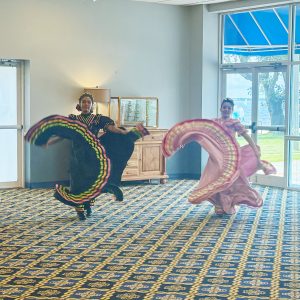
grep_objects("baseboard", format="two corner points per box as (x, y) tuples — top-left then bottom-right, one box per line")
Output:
(25, 175), (199, 189)
(167, 174), (200, 180)
(25, 180), (70, 189)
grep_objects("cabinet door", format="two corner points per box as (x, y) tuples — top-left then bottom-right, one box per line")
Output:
(122, 146), (140, 178)
(141, 144), (162, 175)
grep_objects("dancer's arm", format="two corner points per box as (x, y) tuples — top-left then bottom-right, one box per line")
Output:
(98, 115), (127, 135)
(241, 131), (261, 159)
(105, 124), (127, 135)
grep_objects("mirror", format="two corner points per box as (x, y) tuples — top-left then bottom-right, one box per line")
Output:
(110, 97), (158, 128)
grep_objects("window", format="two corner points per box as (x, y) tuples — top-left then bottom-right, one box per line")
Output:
(0, 60), (24, 187)
(220, 4), (300, 188)
(223, 6), (289, 63)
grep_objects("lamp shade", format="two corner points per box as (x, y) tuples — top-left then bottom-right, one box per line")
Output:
(84, 88), (111, 103)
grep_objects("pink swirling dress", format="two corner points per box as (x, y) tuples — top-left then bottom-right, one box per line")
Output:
(162, 118), (276, 215)
(210, 118), (263, 214)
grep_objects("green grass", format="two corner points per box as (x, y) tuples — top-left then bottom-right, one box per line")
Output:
(237, 132), (300, 162)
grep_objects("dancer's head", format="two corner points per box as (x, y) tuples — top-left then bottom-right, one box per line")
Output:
(220, 98), (234, 119)
(76, 93), (94, 113)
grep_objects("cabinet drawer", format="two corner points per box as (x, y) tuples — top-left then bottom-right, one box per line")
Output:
(122, 167), (139, 176)
(143, 131), (166, 142)
(129, 149), (138, 160)
(126, 158), (138, 168)
(123, 156), (139, 177)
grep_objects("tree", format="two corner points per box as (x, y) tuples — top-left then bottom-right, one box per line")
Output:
(225, 54), (286, 125)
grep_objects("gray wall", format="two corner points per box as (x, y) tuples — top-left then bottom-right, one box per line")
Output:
(167, 5), (219, 178)
(191, 5), (219, 172)
(0, 0), (219, 185)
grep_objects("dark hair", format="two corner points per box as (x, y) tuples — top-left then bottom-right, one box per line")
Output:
(79, 92), (94, 104)
(76, 93), (94, 112)
(221, 98), (234, 108)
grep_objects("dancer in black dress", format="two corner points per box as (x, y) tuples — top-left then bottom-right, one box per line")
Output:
(46, 93), (149, 220)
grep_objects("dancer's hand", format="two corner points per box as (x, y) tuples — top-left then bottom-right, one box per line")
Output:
(257, 160), (263, 168)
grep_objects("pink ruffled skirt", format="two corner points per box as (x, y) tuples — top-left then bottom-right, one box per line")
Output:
(207, 145), (274, 214)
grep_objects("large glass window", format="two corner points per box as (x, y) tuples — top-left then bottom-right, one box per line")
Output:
(224, 72), (252, 147)
(288, 63), (300, 187)
(223, 6), (289, 63)
(221, 4), (300, 188)
(288, 140), (300, 187)
(221, 5), (295, 188)
(223, 67), (287, 181)
(0, 66), (17, 125)
(0, 62), (23, 187)
(290, 64), (300, 136)
(294, 6), (300, 61)
(0, 130), (18, 182)
(257, 71), (286, 128)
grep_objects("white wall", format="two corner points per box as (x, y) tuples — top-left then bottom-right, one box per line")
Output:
(0, 0), (219, 184)
(163, 5), (219, 179)
(0, 0), (190, 126)
(185, 5), (219, 175)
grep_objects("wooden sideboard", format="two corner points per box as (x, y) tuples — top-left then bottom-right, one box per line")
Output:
(121, 128), (168, 183)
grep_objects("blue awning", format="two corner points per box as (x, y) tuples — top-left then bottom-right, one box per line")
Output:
(224, 6), (300, 56)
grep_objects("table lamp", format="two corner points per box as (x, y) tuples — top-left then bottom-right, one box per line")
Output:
(84, 87), (111, 115)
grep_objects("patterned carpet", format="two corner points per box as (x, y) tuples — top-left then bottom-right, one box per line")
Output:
(0, 180), (299, 300)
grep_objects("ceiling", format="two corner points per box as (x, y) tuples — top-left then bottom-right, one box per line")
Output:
(132, 0), (236, 6)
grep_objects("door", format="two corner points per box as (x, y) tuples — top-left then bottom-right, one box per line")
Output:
(287, 63), (300, 188)
(0, 60), (24, 188)
(222, 66), (287, 187)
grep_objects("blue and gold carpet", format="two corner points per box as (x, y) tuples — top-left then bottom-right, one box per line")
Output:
(0, 180), (299, 299)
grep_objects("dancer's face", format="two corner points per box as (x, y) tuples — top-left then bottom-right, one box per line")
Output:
(80, 96), (93, 114)
(220, 102), (233, 119)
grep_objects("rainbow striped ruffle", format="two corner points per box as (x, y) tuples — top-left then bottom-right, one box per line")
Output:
(162, 119), (240, 204)
(25, 115), (110, 204)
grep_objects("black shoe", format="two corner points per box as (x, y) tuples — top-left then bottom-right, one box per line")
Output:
(102, 184), (124, 201)
(77, 211), (86, 221)
(113, 186), (123, 202)
(85, 206), (92, 217)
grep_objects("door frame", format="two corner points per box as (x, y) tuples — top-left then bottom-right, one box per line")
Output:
(0, 60), (24, 188)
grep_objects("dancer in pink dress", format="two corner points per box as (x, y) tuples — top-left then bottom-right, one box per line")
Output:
(211, 98), (275, 215)
(162, 98), (276, 216)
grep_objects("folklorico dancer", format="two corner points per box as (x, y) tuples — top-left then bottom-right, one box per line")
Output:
(25, 93), (149, 220)
(162, 98), (276, 215)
